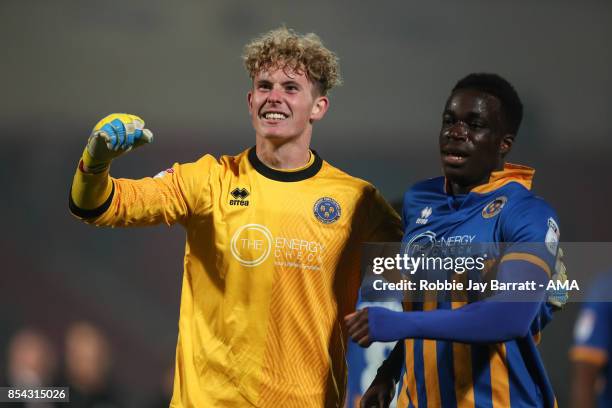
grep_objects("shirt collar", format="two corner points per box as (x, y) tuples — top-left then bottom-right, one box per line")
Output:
(247, 147), (323, 182)
(471, 163), (535, 194)
(444, 162), (535, 195)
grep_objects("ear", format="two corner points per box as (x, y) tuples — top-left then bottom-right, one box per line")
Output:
(500, 134), (514, 158)
(247, 90), (253, 114)
(310, 95), (330, 122)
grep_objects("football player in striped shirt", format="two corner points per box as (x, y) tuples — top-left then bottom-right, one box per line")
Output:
(69, 27), (401, 407)
(346, 73), (564, 407)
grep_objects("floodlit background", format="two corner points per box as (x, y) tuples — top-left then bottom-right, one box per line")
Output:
(1, 1), (611, 406)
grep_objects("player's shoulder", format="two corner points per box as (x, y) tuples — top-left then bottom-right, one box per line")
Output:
(497, 185), (560, 243)
(151, 150), (246, 186)
(181, 149), (248, 174)
(320, 159), (378, 195)
(209, 147), (253, 166)
(407, 176), (445, 193)
(399, 177), (445, 223)
(403, 176), (445, 203)
(502, 186), (557, 219)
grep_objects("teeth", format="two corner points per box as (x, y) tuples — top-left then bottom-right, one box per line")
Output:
(264, 112), (287, 120)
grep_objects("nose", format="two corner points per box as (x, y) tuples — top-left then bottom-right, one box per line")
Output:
(267, 86), (283, 104)
(444, 122), (468, 140)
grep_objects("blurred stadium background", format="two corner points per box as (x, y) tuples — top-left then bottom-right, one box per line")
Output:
(1, 0), (610, 406)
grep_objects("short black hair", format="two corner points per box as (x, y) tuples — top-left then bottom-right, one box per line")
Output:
(452, 73), (523, 135)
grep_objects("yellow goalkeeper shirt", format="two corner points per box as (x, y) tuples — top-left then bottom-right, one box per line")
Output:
(70, 147), (402, 407)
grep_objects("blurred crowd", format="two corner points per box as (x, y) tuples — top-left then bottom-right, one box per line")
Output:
(2, 322), (173, 408)
(4, 291), (612, 408)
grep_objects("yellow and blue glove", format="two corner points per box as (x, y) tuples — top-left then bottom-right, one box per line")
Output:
(82, 113), (153, 173)
(547, 247), (568, 309)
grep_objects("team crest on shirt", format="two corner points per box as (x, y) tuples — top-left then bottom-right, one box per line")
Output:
(313, 197), (341, 224)
(482, 196), (507, 219)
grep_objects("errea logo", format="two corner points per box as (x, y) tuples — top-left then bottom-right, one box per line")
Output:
(416, 206), (432, 225)
(230, 187), (250, 206)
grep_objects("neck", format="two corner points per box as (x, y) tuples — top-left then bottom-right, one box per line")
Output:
(448, 161), (505, 195)
(448, 179), (488, 195)
(255, 134), (312, 169)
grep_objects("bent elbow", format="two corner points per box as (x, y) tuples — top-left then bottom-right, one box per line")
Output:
(508, 323), (531, 339)
(499, 317), (532, 340)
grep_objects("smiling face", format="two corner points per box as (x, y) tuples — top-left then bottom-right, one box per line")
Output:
(439, 88), (514, 194)
(247, 66), (329, 144)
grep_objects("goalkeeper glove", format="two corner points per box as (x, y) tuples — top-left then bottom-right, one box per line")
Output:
(547, 247), (568, 309)
(83, 113), (153, 173)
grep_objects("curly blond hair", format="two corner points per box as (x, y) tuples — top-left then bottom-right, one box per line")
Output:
(243, 27), (342, 95)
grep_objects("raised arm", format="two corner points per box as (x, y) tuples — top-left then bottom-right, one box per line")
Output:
(69, 114), (202, 227)
(346, 259), (549, 346)
(71, 113), (152, 209)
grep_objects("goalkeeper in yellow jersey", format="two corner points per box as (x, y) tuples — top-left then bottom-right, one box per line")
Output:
(69, 27), (402, 407)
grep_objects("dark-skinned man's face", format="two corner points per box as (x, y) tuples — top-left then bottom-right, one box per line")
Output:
(439, 88), (513, 194)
